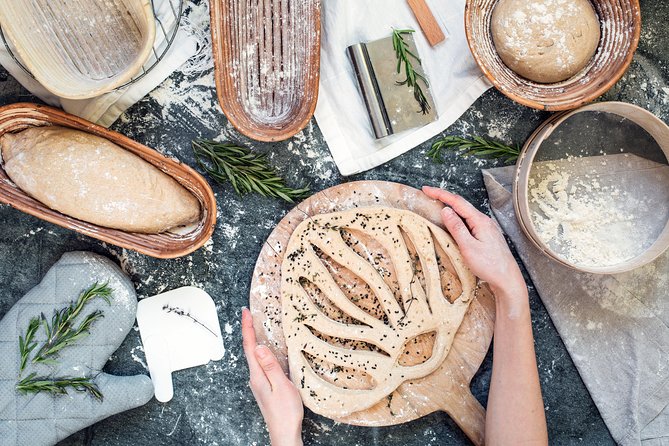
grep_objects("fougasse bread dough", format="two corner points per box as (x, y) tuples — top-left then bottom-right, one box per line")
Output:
(281, 207), (476, 417)
(491, 0), (601, 83)
(0, 126), (200, 233)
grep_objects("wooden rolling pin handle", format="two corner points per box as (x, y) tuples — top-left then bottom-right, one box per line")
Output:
(407, 0), (446, 47)
(441, 388), (486, 446)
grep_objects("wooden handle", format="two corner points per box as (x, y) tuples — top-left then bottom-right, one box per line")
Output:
(407, 0), (446, 47)
(441, 388), (486, 446)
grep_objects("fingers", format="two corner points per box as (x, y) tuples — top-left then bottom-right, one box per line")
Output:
(422, 186), (487, 226)
(441, 207), (476, 248)
(254, 345), (291, 391)
(242, 307), (269, 392)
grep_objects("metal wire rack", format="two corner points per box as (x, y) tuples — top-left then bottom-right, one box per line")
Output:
(0, 0), (184, 90)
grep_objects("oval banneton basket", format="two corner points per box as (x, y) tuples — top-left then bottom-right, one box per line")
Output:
(465, 0), (641, 111)
(514, 101), (669, 274)
(209, 0), (321, 142)
(250, 181), (495, 446)
(0, 0), (156, 100)
(0, 103), (217, 259)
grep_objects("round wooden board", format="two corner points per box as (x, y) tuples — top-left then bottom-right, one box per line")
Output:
(249, 181), (495, 445)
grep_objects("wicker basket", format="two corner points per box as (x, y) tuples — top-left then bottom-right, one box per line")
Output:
(465, 0), (641, 111)
(209, 0), (321, 142)
(0, 0), (156, 100)
(0, 103), (216, 259)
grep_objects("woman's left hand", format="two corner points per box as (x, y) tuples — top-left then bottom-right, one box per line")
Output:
(242, 307), (304, 446)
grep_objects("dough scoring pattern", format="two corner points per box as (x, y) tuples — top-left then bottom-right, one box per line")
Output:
(281, 207), (476, 417)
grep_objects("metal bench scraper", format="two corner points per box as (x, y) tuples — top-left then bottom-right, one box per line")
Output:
(348, 33), (437, 139)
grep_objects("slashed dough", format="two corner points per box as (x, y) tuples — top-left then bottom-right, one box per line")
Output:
(281, 207), (476, 417)
(0, 126), (200, 233)
(491, 0), (601, 83)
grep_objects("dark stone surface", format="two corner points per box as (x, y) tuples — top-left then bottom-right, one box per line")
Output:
(0, 0), (666, 444)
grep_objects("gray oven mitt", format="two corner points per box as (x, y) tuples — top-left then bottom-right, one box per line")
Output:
(0, 251), (154, 446)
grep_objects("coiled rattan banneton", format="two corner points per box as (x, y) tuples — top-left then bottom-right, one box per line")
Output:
(0, 0), (157, 99)
(465, 0), (641, 111)
(209, 0), (321, 142)
(0, 103), (216, 259)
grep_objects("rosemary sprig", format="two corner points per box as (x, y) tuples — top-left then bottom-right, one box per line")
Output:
(162, 304), (218, 338)
(17, 373), (103, 401)
(32, 282), (112, 365)
(392, 28), (430, 114)
(15, 283), (112, 401)
(18, 317), (39, 375)
(192, 139), (311, 203)
(428, 135), (520, 164)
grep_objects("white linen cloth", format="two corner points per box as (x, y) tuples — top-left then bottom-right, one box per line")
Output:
(0, 0), (198, 127)
(315, 0), (491, 176)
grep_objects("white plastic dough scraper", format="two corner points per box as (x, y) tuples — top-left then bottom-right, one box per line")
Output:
(137, 286), (225, 402)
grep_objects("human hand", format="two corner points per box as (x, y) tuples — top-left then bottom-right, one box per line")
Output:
(422, 186), (528, 305)
(242, 308), (304, 446)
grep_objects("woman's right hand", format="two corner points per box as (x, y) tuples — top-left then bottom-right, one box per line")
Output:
(422, 186), (528, 306)
(422, 187), (547, 445)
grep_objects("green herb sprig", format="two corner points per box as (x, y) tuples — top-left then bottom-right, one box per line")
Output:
(192, 139), (311, 203)
(392, 28), (430, 114)
(17, 373), (103, 401)
(16, 282), (113, 401)
(428, 135), (520, 164)
(18, 317), (39, 374)
(32, 282), (112, 364)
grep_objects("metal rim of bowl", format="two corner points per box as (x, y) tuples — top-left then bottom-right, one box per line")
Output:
(0, 0), (184, 91)
(513, 101), (669, 274)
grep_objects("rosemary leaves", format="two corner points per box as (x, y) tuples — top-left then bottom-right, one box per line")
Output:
(392, 28), (431, 114)
(32, 282), (112, 365)
(192, 139), (311, 203)
(18, 317), (39, 375)
(17, 373), (104, 401)
(162, 304), (218, 338)
(16, 282), (113, 400)
(428, 135), (520, 164)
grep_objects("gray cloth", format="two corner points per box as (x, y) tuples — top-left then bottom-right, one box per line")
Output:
(0, 252), (154, 446)
(483, 166), (669, 446)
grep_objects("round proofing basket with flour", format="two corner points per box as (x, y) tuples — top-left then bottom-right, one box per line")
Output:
(513, 102), (669, 274)
(0, 0), (158, 99)
(464, 0), (641, 111)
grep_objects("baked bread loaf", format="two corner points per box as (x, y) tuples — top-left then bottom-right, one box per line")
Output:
(491, 0), (601, 83)
(1, 126), (201, 233)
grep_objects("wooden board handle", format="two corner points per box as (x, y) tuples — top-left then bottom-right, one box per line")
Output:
(441, 388), (486, 446)
(407, 0), (446, 47)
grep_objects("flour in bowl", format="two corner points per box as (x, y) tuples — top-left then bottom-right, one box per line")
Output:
(528, 155), (653, 267)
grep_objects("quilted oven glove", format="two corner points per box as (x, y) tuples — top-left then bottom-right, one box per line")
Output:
(0, 252), (154, 446)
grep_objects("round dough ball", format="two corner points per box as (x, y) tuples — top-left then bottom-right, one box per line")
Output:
(491, 0), (601, 83)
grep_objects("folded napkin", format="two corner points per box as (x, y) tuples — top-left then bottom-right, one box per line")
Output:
(0, 0), (198, 127)
(315, 0), (491, 176)
(483, 165), (669, 446)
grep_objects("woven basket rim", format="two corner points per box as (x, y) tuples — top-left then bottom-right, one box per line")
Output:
(0, 103), (217, 259)
(464, 0), (642, 111)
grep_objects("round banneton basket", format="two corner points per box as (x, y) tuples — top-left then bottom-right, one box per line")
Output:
(514, 102), (669, 274)
(464, 0), (641, 111)
(0, 0), (184, 99)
